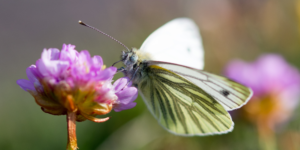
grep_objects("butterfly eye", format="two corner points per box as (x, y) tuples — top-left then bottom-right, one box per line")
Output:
(130, 55), (138, 62)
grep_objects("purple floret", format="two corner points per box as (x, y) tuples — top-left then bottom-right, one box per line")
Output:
(113, 77), (138, 112)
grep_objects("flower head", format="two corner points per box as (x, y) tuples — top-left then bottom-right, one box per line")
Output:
(17, 44), (138, 150)
(225, 54), (300, 129)
(17, 44), (138, 122)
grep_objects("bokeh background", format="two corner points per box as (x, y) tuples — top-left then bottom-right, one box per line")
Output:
(1, 0), (300, 150)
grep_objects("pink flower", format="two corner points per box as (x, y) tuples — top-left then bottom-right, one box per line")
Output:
(17, 44), (138, 122)
(225, 54), (300, 129)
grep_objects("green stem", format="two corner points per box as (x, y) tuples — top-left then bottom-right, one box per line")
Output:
(257, 123), (276, 150)
(67, 111), (78, 150)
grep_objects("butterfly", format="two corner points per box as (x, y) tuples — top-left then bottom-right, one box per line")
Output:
(79, 18), (253, 136)
(118, 18), (253, 136)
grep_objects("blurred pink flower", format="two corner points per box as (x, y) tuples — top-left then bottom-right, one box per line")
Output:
(225, 54), (300, 129)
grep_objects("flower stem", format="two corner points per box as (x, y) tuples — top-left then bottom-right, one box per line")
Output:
(257, 122), (276, 150)
(67, 111), (78, 150)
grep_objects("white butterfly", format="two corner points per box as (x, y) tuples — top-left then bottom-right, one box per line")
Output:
(118, 18), (253, 136)
(79, 18), (253, 136)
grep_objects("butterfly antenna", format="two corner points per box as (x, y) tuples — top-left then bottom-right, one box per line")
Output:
(79, 20), (130, 51)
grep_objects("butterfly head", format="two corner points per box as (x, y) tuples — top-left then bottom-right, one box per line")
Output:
(121, 48), (139, 67)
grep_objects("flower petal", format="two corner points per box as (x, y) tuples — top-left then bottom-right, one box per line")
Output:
(113, 77), (129, 93)
(97, 67), (117, 81)
(17, 79), (35, 91)
(41, 48), (60, 60)
(92, 55), (103, 68)
(78, 50), (92, 65)
(27, 65), (38, 83)
(116, 87), (138, 104)
(114, 102), (136, 112)
(60, 44), (78, 63)
(37, 49), (70, 77)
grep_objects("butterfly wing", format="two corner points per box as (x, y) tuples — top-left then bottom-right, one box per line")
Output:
(137, 64), (234, 136)
(140, 18), (204, 70)
(135, 18), (252, 136)
(148, 61), (253, 111)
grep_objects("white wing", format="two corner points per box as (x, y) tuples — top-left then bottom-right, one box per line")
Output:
(140, 18), (204, 70)
(148, 61), (253, 111)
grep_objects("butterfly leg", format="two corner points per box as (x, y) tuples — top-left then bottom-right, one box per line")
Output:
(129, 66), (139, 82)
(122, 66), (139, 89)
(112, 59), (123, 66)
(117, 67), (125, 72)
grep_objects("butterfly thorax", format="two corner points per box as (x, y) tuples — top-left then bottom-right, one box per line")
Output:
(121, 48), (150, 86)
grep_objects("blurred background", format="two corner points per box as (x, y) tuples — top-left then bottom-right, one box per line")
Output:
(1, 0), (300, 150)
